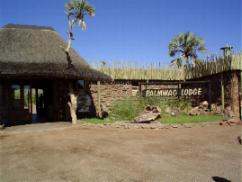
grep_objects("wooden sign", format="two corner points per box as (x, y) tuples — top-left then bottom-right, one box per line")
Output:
(139, 81), (209, 99)
(143, 88), (203, 97)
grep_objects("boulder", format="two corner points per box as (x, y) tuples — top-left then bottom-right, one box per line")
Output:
(223, 106), (235, 119)
(165, 107), (179, 116)
(200, 101), (208, 109)
(189, 106), (200, 116)
(145, 105), (161, 113)
(211, 104), (223, 114)
(134, 106), (161, 123)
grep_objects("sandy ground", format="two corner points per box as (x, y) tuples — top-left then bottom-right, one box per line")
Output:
(0, 123), (241, 182)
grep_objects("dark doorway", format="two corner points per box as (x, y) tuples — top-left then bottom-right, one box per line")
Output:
(31, 88), (46, 123)
(8, 81), (50, 125)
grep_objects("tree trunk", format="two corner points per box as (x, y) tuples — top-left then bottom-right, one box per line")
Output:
(65, 18), (76, 53)
(68, 89), (77, 124)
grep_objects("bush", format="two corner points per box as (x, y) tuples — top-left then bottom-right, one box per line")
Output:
(109, 97), (192, 121)
(166, 99), (192, 113)
(109, 98), (142, 121)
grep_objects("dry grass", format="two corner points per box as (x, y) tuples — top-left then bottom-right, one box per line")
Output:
(93, 53), (241, 80)
(184, 53), (242, 79)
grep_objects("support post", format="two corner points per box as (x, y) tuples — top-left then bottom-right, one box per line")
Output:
(208, 81), (212, 110)
(130, 81), (133, 96)
(239, 69), (242, 121)
(221, 73), (225, 110)
(240, 70), (242, 120)
(68, 83), (77, 124)
(178, 81), (181, 100)
(97, 81), (101, 118)
(138, 82), (142, 96)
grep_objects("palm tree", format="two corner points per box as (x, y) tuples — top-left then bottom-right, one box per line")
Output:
(64, 0), (95, 124)
(168, 32), (207, 68)
(65, 0), (95, 53)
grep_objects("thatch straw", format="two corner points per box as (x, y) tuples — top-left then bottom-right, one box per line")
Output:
(184, 53), (241, 79)
(95, 53), (241, 80)
(0, 24), (111, 81)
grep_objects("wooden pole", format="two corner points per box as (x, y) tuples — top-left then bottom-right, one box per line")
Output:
(240, 70), (242, 120)
(138, 82), (142, 96)
(221, 73), (225, 110)
(97, 81), (101, 118)
(178, 81), (181, 99)
(208, 81), (212, 110)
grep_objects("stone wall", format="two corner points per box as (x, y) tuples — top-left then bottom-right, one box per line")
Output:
(190, 71), (241, 117)
(85, 70), (241, 118)
(89, 83), (131, 114)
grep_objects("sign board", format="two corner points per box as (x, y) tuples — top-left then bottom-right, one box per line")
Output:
(137, 81), (210, 100)
(143, 88), (203, 97)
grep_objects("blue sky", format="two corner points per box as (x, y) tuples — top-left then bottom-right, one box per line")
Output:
(0, 0), (241, 66)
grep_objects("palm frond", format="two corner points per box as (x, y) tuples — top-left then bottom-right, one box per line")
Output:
(168, 32), (207, 67)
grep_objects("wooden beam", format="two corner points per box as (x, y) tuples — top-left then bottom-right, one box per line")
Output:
(208, 81), (212, 110)
(129, 81), (133, 96)
(97, 81), (101, 118)
(221, 73), (225, 110)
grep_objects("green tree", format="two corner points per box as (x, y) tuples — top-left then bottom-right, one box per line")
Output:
(65, 0), (95, 53)
(168, 32), (207, 67)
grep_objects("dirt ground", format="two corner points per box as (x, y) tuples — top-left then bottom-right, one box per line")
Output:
(0, 123), (241, 182)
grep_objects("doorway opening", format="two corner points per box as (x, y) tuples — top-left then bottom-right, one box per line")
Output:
(9, 82), (49, 125)
(31, 88), (46, 123)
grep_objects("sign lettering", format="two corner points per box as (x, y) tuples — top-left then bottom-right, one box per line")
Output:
(143, 88), (203, 97)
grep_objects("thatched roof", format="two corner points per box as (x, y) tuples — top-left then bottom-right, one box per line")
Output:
(0, 24), (111, 81)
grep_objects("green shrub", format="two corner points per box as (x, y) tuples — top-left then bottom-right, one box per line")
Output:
(109, 97), (192, 121)
(166, 99), (192, 113)
(109, 98), (142, 121)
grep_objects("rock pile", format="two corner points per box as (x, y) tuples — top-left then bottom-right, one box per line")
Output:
(164, 107), (180, 116)
(223, 106), (236, 119)
(189, 101), (210, 116)
(134, 106), (161, 123)
(78, 120), (239, 130)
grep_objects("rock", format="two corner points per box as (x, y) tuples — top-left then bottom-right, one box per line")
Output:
(183, 124), (192, 128)
(189, 106), (200, 116)
(200, 101), (208, 108)
(216, 105), (222, 114)
(211, 104), (222, 114)
(224, 106), (235, 119)
(132, 125), (139, 129)
(152, 106), (161, 113)
(170, 111), (176, 117)
(145, 105), (153, 111)
(134, 112), (160, 123)
(145, 105), (161, 113)
(211, 104), (222, 113)
(165, 107), (172, 114)
(165, 107), (180, 116)
(134, 106), (161, 123)
(172, 124), (178, 128)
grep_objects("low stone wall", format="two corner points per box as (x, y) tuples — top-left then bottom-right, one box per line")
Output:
(86, 70), (241, 118)
(90, 83), (131, 113)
